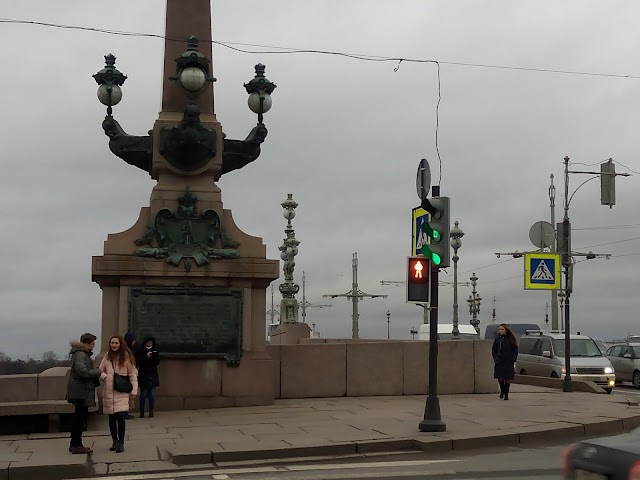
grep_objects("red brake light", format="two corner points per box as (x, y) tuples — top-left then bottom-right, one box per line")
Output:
(629, 460), (640, 480)
(562, 444), (574, 477)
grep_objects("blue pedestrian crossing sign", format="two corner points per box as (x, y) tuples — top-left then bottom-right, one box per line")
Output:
(524, 253), (561, 290)
(411, 207), (429, 256)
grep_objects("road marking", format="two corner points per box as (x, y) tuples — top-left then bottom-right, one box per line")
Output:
(76, 459), (461, 480)
(76, 467), (278, 480)
(286, 459), (458, 471)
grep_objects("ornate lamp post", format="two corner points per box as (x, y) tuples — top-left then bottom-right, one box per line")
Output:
(169, 36), (217, 97)
(386, 310), (391, 340)
(93, 54), (127, 118)
(467, 273), (482, 333)
(279, 194), (300, 324)
(93, 38), (275, 178)
(244, 64), (277, 126)
(450, 221), (465, 337)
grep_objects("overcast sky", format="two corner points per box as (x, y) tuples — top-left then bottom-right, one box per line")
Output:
(1, 1), (639, 359)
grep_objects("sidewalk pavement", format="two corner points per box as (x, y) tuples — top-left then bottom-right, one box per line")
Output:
(1, 385), (639, 480)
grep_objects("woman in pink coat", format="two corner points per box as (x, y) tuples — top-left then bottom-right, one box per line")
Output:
(99, 335), (137, 453)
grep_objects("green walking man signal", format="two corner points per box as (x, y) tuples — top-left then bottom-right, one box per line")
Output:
(419, 196), (451, 268)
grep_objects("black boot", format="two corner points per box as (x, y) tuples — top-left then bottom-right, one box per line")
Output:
(504, 382), (510, 400)
(108, 415), (118, 451)
(116, 416), (126, 453)
(499, 381), (505, 399)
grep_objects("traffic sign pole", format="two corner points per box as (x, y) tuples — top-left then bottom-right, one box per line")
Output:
(418, 184), (446, 433)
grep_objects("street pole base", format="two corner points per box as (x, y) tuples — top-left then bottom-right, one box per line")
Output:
(418, 419), (447, 432)
(563, 378), (574, 392)
(418, 396), (447, 432)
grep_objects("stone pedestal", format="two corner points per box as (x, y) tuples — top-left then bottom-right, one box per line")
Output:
(92, 184), (279, 408)
(269, 323), (312, 345)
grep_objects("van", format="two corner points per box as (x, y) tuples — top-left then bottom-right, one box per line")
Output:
(484, 323), (540, 340)
(417, 324), (480, 341)
(515, 331), (615, 393)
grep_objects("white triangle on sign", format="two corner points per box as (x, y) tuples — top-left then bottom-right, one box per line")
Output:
(532, 260), (554, 280)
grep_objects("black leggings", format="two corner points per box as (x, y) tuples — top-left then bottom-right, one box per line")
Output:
(108, 413), (126, 443)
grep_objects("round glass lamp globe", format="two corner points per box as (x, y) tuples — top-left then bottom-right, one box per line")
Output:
(283, 210), (295, 220)
(179, 66), (207, 92)
(248, 92), (272, 114)
(97, 84), (122, 106)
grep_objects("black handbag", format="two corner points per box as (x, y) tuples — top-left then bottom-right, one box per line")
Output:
(112, 362), (133, 393)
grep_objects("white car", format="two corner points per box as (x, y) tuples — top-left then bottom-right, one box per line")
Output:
(606, 343), (640, 388)
(516, 331), (615, 393)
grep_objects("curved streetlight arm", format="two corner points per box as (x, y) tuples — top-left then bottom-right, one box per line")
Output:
(567, 175), (598, 209)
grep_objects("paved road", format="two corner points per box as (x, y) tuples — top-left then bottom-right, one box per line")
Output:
(86, 443), (568, 480)
(615, 383), (640, 397)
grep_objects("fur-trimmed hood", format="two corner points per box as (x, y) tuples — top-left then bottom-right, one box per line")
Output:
(69, 340), (94, 356)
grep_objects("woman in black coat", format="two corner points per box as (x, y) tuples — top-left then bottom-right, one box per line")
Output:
(492, 324), (519, 400)
(135, 336), (160, 418)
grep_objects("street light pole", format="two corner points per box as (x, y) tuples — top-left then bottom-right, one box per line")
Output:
(450, 221), (464, 337)
(386, 310), (391, 340)
(549, 174), (559, 331)
(562, 156), (573, 392)
(558, 290), (565, 331)
(467, 273), (481, 333)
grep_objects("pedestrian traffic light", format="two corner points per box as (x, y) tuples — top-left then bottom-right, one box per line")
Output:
(407, 256), (429, 302)
(419, 196), (451, 268)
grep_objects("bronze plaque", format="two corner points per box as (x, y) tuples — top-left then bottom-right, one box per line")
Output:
(128, 287), (243, 366)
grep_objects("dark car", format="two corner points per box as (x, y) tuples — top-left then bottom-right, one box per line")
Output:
(563, 428), (640, 479)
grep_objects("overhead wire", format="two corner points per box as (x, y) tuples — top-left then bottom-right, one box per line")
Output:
(5, 17), (640, 186)
(2, 18), (640, 79)
(573, 224), (640, 231)
(570, 159), (640, 175)
(575, 236), (640, 250)
(3, 16), (640, 282)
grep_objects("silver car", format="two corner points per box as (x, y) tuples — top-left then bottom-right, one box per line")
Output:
(606, 343), (640, 388)
(516, 331), (615, 393)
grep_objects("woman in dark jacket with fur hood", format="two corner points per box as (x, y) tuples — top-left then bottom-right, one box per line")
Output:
(492, 324), (519, 400)
(66, 333), (101, 454)
(135, 336), (160, 418)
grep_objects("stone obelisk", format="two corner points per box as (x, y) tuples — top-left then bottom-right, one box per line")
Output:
(92, 0), (279, 409)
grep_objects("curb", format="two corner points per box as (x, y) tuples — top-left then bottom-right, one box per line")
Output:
(6, 413), (640, 479)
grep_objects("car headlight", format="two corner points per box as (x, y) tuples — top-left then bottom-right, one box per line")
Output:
(562, 367), (566, 374)
(604, 367), (614, 374)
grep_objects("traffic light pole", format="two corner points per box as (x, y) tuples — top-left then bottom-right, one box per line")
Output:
(419, 186), (446, 433)
(561, 158), (574, 392)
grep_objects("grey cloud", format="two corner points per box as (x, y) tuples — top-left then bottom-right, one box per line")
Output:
(1, 0), (640, 359)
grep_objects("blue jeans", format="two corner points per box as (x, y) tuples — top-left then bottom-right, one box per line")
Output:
(139, 387), (155, 413)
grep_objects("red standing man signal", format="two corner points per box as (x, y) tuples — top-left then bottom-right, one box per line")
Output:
(407, 256), (429, 302)
(413, 260), (424, 279)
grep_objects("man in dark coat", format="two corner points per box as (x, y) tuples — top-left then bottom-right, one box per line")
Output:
(492, 324), (519, 400)
(67, 333), (101, 454)
(135, 336), (160, 418)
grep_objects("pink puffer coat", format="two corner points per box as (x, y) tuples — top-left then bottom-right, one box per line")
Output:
(99, 355), (138, 415)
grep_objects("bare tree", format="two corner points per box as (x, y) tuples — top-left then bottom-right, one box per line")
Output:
(41, 351), (59, 363)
